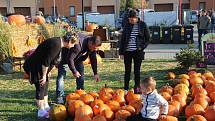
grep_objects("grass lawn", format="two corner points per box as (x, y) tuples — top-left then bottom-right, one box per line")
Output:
(0, 59), (179, 121)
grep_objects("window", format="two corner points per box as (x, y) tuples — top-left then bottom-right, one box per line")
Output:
(70, 6), (75, 16)
(84, 7), (91, 12)
(199, 2), (206, 10)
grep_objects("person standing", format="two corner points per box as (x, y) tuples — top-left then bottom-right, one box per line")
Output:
(56, 35), (102, 104)
(198, 10), (211, 49)
(23, 32), (76, 118)
(119, 9), (150, 94)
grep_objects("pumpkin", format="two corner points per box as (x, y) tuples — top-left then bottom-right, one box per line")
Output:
(188, 71), (197, 77)
(35, 16), (45, 24)
(100, 109), (114, 121)
(49, 104), (67, 121)
(83, 57), (91, 65)
(172, 94), (187, 108)
(167, 72), (176, 80)
(204, 105), (215, 121)
(75, 89), (87, 96)
(168, 100), (181, 112)
(129, 100), (143, 114)
(205, 81), (215, 94)
(174, 84), (189, 95)
(114, 89), (125, 96)
(209, 92), (215, 102)
(185, 104), (205, 118)
(159, 116), (178, 121)
(193, 98), (209, 109)
(93, 103), (111, 115)
(120, 105), (136, 115)
(88, 92), (99, 99)
(113, 118), (126, 121)
(113, 92), (126, 106)
(66, 93), (80, 102)
(203, 71), (214, 79)
(106, 100), (121, 112)
(99, 92), (113, 103)
(186, 115), (207, 121)
(195, 93), (211, 103)
(99, 87), (114, 95)
(8, 15), (26, 26)
(160, 92), (171, 101)
(74, 114), (92, 121)
(179, 74), (190, 80)
(75, 105), (93, 118)
(92, 115), (107, 121)
(80, 94), (94, 105)
(86, 23), (98, 32)
(90, 99), (104, 108)
(68, 100), (85, 117)
(168, 105), (179, 116)
(179, 78), (190, 87)
(159, 84), (173, 95)
(126, 90), (141, 103)
(115, 110), (131, 120)
(190, 77), (204, 86)
(192, 86), (207, 98)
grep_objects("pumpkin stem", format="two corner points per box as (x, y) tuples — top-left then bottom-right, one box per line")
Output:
(105, 84), (107, 88)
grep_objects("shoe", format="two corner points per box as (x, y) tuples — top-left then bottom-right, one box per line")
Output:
(45, 104), (50, 112)
(38, 109), (49, 119)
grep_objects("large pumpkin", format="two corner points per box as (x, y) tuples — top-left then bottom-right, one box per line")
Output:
(92, 115), (107, 121)
(8, 15), (26, 26)
(74, 115), (92, 121)
(167, 72), (176, 80)
(99, 92), (113, 103)
(203, 71), (214, 79)
(204, 105), (215, 121)
(75, 89), (87, 96)
(88, 92), (99, 99)
(66, 93), (80, 102)
(205, 81), (215, 94)
(190, 77), (204, 86)
(115, 110), (131, 120)
(120, 105), (136, 115)
(172, 94), (187, 108)
(179, 78), (190, 87)
(35, 16), (45, 24)
(113, 92), (126, 106)
(209, 92), (215, 102)
(106, 100), (121, 112)
(167, 105), (179, 116)
(159, 116), (178, 121)
(192, 86), (207, 98)
(49, 104), (67, 121)
(99, 87), (114, 95)
(186, 115), (207, 121)
(86, 23), (98, 32)
(185, 103), (205, 118)
(68, 100), (85, 117)
(193, 98), (209, 109)
(80, 94), (94, 105)
(195, 93), (211, 103)
(168, 100), (181, 112)
(100, 109), (114, 121)
(129, 100), (143, 114)
(93, 103), (111, 115)
(174, 84), (189, 95)
(159, 84), (173, 95)
(75, 105), (93, 118)
(126, 90), (141, 103)
(90, 99), (104, 108)
(160, 92), (172, 101)
(179, 74), (190, 80)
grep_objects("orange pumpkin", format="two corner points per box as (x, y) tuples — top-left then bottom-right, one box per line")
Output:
(35, 16), (45, 24)
(114, 89), (125, 96)
(88, 92), (99, 99)
(100, 109), (114, 121)
(115, 110), (131, 120)
(188, 70), (197, 77)
(179, 74), (190, 80)
(8, 15), (26, 26)
(80, 94), (94, 105)
(99, 92), (113, 103)
(185, 104), (205, 118)
(204, 105), (215, 121)
(113, 92), (126, 106)
(203, 71), (214, 79)
(106, 100), (121, 113)
(74, 114), (92, 121)
(174, 84), (189, 95)
(205, 81), (215, 94)
(159, 85), (173, 95)
(93, 103), (111, 115)
(209, 92), (215, 102)
(92, 115), (107, 121)
(49, 104), (67, 121)
(193, 98), (209, 109)
(126, 90), (141, 103)
(195, 93), (211, 103)
(99, 87), (114, 95)
(167, 72), (176, 80)
(192, 86), (207, 98)
(172, 94), (187, 108)
(168, 105), (179, 116)
(169, 100), (181, 112)
(90, 99), (104, 108)
(160, 92), (172, 101)
(186, 115), (207, 121)
(86, 23), (98, 32)
(75, 105), (93, 118)
(179, 78), (190, 87)
(190, 77), (204, 86)
(75, 89), (87, 96)
(68, 100), (85, 117)
(120, 105), (136, 115)
(66, 93), (80, 102)
(159, 116), (178, 121)
(129, 100), (143, 114)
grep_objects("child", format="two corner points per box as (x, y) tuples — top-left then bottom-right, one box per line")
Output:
(128, 77), (168, 121)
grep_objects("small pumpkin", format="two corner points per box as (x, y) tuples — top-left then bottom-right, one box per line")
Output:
(86, 23), (98, 32)
(115, 110), (131, 120)
(190, 77), (204, 86)
(75, 105), (93, 118)
(92, 115), (107, 121)
(192, 86), (207, 98)
(106, 100), (121, 112)
(159, 84), (173, 95)
(179, 78), (190, 87)
(195, 93), (211, 103)
(113, 92), (126, 106)
(120, 105), (136, 115)
(168, 105), (179, 116)
(93, 103), (111, 115)
(80, 94), (94, 105)
(99, 87), (114, 95)
(126, 90), (141, 103)
(179, 74), (190, 80)
(8, 15), (26, 26)
(35, 16), (45, 24)
(99, 92), (113, 103)
(204, 105), (215, 121)
(129, 100), (143, 114)
(203, 71), (214, 79)
(168, 100), (181, 113)
(75, 89), (87, 96)
(172, 94), (187, 108)
(74, 114), (92, 121)
(193, 98), (209, 109)
(49, 104), (67, 121)
(159, 116), (178, 121)
(88, 92), (99, 99)
(66, 93), (80, 102)
(186, 115), (207, 121)
(90, 98), (104, 108)
(205, 81), (215, 94)
(209, 92), (215, 102)
(167, 72), (176, 80)
(174, 84), (189, 95)
(68, 100), (85, 117)
(160, 92), (171, 101)
(185, 103), (205, 118)
(100, 109), (114, 121)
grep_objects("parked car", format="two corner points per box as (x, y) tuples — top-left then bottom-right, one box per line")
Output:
(191, 10), (198, 23)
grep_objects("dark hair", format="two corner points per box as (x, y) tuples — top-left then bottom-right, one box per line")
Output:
(128, 9), (138, 18)
(141, 77), (156, 88)
(89, 35), (102, 46)
(63, 32), (79, 43)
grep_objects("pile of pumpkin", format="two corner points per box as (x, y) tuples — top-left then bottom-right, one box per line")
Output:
(164, 71), (215, 121)
(49, 88), (143, 121)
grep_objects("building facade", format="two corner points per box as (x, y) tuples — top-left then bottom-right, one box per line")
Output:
(190, 0), (215, 10)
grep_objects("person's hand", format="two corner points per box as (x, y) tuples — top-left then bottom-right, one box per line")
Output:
(160, 115), (167, 120)
(94, 74), (100, 82)
(40, 76), (46, 86)
(119, 55), (124, 59)
(73, 71), (81, 78)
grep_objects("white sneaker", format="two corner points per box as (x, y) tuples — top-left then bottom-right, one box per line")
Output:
(45, 104), (51, 112)
(38, 109), (49, 118)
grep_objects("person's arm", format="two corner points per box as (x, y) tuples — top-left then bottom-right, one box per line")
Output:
(158, 94), (168, 116)
(68, 45), (81, 74)
(119, 29), (126, 55)
(89, 51), (97, 75)
(40, 65), (48, 86)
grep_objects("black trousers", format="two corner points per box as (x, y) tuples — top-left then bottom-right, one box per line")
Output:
(123, 51), (144, 90)
(127, 113), (157, 121)
(198, 29), (208, 49)
(34, 77), (49, 100)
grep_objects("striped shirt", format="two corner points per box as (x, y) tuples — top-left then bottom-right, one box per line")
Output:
(126, 24), (139, 51)
(141, 90), (168, 120)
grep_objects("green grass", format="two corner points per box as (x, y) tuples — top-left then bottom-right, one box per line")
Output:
(0, 59), (179, 121)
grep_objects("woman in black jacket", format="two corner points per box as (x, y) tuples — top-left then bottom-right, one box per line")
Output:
(23, 32), (77, 118)
(119, 9), (150, 94)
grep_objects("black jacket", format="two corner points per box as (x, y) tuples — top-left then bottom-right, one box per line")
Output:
(119, 19), (150, 55)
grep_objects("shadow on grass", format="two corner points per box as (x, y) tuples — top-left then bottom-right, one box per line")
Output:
(0, 72), (24, 80)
